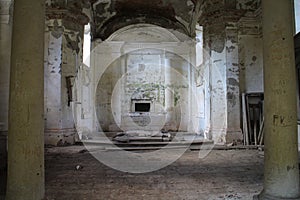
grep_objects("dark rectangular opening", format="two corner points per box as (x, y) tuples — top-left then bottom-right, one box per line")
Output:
(135, 103), (150, 112)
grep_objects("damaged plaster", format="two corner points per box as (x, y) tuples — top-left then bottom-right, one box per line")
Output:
(91, 0), (196, 40)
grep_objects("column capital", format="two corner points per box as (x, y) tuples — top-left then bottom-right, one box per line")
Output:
(199, 0), (261, 28)
(237, 7), (262, 36)
(46, 8), (89, 27)
(45, 8), (89, 46)
(199, 1), (244, 27)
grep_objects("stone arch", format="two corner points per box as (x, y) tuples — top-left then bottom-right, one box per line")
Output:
(93, 15), (191, 41)
(107, 24), (182, 42)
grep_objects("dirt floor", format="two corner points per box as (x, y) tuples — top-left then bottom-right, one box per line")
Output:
(45, 145), (264, 200)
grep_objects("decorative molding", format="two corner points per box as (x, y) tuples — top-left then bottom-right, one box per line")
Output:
(46, 8), (89, 26)
(237, 7), (262, 36)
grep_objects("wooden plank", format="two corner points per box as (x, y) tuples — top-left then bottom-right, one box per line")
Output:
(259, 118), (264, 145)
(253, 107), (257, 146)
(258, 117), (264, 144)
(246, 95), (252, 144)
(242, 93), (249, 145)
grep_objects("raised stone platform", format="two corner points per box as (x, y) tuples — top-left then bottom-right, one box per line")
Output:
(80, 131), (213, 151)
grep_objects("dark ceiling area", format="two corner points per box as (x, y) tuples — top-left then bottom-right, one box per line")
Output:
(46, 0), (261, 41)
(90, 0), (198, 40)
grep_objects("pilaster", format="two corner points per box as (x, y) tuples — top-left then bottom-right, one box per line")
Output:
(44, 8), (89, 145)
(199, 1), (243, 144)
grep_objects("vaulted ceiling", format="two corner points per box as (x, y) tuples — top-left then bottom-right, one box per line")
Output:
(90, 0), (199, 40)
(46, 0), (261, 41)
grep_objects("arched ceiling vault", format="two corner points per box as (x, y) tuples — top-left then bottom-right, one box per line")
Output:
(45, 0), (261, 41)
(90, 0), (200, 40)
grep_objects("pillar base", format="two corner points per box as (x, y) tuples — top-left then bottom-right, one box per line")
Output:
(209, 128), (243, 144)
(254, 192), (300, 200)
(225, 129), (243, 144)
(45, 128), (76, 146)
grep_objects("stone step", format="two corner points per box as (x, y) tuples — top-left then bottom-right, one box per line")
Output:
(81, 139), (213, 148)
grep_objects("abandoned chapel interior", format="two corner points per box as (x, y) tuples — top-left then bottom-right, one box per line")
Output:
(1, 0), (300, 199)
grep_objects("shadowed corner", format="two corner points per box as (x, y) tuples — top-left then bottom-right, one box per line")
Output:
(0, 132), (7, 200)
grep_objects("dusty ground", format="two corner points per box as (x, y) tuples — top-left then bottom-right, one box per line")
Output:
(45, 145), (264, 200)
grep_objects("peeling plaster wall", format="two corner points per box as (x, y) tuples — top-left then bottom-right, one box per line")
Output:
(91, 0), (196, 40)
(210, 47), (227, 143)
(74, 24), (200, 137)
(94, 48), (193, 133)
(197, 0), (264, 144)
(44, 32), (63, 130)
(44, 18), (85, 145)
(239, 35), (263, 93)
(225, 26), (241, 143)
(73, 64), (92, 138)
(43, 0), (264, 144)
(0, 0), (268, 148)
(61, 26), (84, 130)
(73, 26), (93, 139)
(163, 54), (193, 132)
(44, 1), (90, 145)
(96, 55), (123, 132)
(201, 23), (243, 144)
(193, 25), (205, 134)
(237, 8), (263, 93)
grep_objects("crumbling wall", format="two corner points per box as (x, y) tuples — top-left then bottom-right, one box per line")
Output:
(95, 49), (192, 133)
(238, 10), (263, 93)
(44, 6), (89, 145)
(91, 0), (196, 40)
(198, 0), (263, 144)
(239, 36), (263, 93)
(82, 24), (199, 136)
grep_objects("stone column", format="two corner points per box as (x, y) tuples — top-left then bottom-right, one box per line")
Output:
(44, 19), (64, 145)
(201, 21), (242, 144)
(6, 0), (45, 199)
(208, 25), (228, 143)
(177, 58), (190, 132)
(164, 57), (176, 131)
(201, 25), (212, 139)
(163, 55), (191, 132)
(189, 41), (199, 133)
(0, 0), (12, 196)
(237, 9), (263, 94)
(0, 0), (12, 134)
(199, 0), (246, 144)
(255, 0), (300, 199)
(224, 24), (242, 143)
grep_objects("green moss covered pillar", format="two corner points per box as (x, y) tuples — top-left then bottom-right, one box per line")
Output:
(6, 0), (45, 199)
(255, 0), (300, 199)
